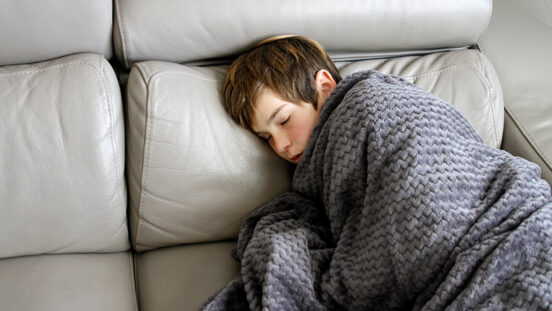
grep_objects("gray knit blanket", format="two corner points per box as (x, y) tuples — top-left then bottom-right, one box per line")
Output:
(202, 70), (552, 310)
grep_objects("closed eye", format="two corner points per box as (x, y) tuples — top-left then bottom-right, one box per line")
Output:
(281, 116), (290, 125)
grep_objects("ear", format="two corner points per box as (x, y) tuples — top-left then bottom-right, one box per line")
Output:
(314, 69), (337, 108)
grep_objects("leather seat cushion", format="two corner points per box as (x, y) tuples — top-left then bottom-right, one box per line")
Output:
(135, 242), (239, 311)
(0, 252), (137, 311)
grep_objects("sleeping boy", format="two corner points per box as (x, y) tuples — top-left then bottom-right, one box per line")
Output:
(202, 35), (552, 310)
(223, 35), (341, 164)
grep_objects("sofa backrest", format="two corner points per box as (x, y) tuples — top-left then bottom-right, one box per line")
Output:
(0, 1), (128, 259)
(0, 0), (114, 66)
(113, 0), (492, 68)
(118, 0), (504, 252)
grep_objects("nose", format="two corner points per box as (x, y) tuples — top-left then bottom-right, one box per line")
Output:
(272, 134), (291, 155)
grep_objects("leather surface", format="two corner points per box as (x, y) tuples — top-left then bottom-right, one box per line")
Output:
(478, 0), (552, 185)
(0, 0), (113, 66)
(125, 48), (503, 253)
(125, 62), (291, 252)
(0, 252), (137, 311)
(135, 242), (239, 311)
(339, 49), (503, 149)
(502, 113), (552, 184)
(0, 54), (128, 259)
(114, 0), (492, 68)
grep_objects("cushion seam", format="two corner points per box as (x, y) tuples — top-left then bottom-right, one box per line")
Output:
(504, 106), (552, 170)
(146, 69), (219, 84)
(98, 59), (127, 242)
(476, 51), (500, 148)
(0, 58), (99, 76)
(114, 0), (129, 68)
(476, 0), (493, 45)
(128, 252), (139, 311)
(134, 63), (151, 252)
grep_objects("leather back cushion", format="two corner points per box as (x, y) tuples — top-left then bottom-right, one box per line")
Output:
(339, 50), (503, 148)
(126, 49), (503, 252)
(0, 54), (128, 259)
(0, 0), (113, 66)
(114, 0), (492, 68)
(126, 63), (291, 252)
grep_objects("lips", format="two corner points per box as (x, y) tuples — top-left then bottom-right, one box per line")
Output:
(291, 152), (303, 163)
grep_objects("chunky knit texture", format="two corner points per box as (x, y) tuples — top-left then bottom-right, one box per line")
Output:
(201, 70), (552, 310)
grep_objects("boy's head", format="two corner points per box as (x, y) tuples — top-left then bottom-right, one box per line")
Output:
(223, 35), (341, 163)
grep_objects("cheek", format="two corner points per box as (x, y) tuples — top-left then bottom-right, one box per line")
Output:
(291, 116), (316, 144)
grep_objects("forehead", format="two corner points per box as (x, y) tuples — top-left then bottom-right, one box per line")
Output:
(255, 88), (284, 110)
(250, 89), (288, 130)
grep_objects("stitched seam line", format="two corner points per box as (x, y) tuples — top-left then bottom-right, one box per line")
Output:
(73, 59), (128, 250)
(404, 64), (478, 80)
(476, 51), (500, 147)
(147, 69), (219, 83)
(98, 60), (126, 236)
(0, 59), (97, 76)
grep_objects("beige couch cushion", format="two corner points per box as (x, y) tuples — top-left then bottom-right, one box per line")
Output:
(114, 0), (491, 68)
(125, 48), (503, 252)
(0, 252), (137, 311)
(126, 63), (291, 252)
(479, 0), (552, 185)
(0, 54), (128, 259)
(338, 49), (503, 148)
(135, 242), (239, 311)
(0, 0), (113, 66)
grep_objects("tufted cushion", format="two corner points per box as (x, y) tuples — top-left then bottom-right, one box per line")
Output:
(0, 53), (128, 259)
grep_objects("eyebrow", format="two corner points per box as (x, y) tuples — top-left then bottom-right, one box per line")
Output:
(253, 104), (285, 136)
(268, 105), (285, 124)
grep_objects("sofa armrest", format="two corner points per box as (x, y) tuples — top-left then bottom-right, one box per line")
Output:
(478, 0), (552, 185)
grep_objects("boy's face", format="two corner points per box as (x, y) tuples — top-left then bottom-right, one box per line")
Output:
(250, 88), (321, 164)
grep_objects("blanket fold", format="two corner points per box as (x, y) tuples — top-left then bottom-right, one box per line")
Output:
(201, 70), (552, 310)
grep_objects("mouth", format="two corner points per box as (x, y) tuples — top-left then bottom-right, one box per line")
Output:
(290, 152), (303, 163)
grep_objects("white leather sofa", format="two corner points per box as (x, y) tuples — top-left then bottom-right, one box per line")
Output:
(1, 0), (550, 310)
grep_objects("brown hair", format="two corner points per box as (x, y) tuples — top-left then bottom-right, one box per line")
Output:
(223, 35), (341, 130)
